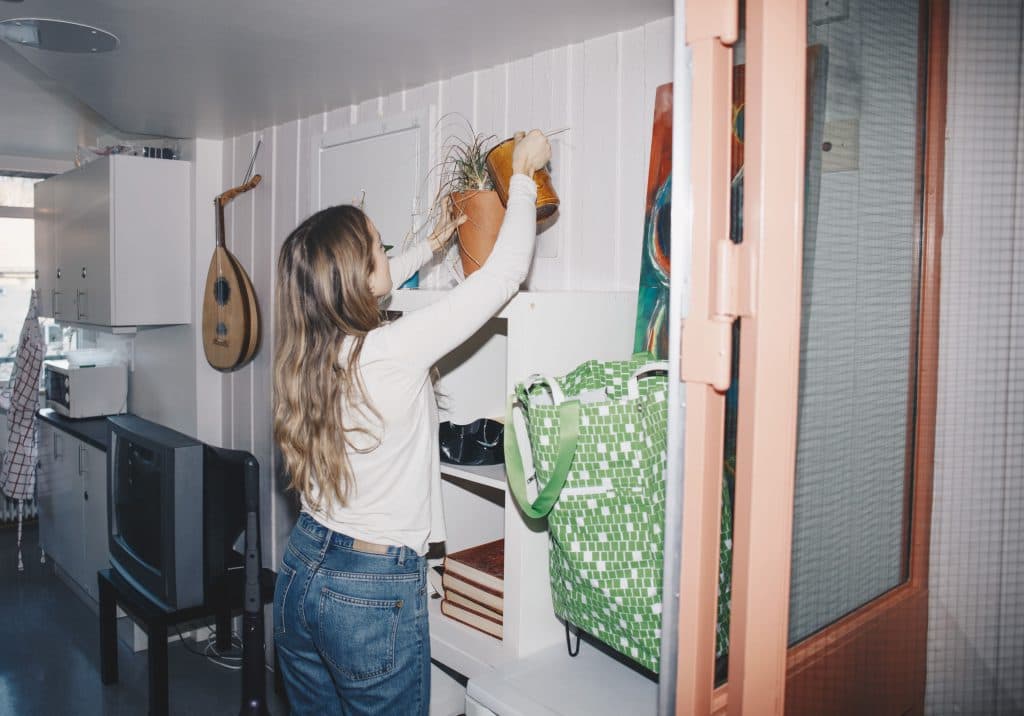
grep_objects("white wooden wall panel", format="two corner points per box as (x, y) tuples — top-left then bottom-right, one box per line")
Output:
(325, 106), (350, 134)
(617, 27), (647, 293)
(213, 16), (673, 566)
(231, 133), (256, 453)
(220, 140), (235, 446)
(251, 128), (276, 565)
(270, 119), (302, 562)
(527, 46), (572, 289)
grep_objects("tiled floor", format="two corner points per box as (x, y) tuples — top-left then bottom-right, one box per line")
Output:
(0, 521), (287, 715)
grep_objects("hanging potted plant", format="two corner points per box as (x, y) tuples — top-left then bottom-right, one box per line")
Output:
(435, 124), (503, 278)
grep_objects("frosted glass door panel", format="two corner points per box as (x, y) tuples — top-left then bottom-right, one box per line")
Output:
(788, 0), (923, 644)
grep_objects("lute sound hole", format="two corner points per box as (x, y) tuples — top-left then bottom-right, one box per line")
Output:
(214, 277), (231, 305)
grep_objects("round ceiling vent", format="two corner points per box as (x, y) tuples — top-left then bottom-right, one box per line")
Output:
(0, 18), (118, 53)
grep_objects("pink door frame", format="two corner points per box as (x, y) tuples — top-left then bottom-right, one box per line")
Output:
(676, 0), (947, 713)
(677, 0), (808, 713)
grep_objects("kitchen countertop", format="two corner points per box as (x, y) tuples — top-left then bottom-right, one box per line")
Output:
(36, 409), (111, 452)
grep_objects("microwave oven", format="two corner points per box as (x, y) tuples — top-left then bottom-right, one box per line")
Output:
(44, 360), (128, 419)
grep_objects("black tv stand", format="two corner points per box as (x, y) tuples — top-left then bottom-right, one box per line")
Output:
(98, 566), (275, 716)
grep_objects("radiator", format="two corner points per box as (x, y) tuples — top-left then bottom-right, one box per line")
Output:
(1, 495), (37, 523)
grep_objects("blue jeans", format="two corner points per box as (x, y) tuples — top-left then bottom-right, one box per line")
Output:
(273, 513), (430, 716)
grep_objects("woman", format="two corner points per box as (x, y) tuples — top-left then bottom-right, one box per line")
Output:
(272, 130), (551, 715)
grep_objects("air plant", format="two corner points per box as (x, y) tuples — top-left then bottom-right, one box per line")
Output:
(436, 121), (497, 194)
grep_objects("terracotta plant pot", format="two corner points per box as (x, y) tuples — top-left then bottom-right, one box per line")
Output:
(451, 190), (506, 277)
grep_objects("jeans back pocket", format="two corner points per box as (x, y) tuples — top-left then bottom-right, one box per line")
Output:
(317, 587), (403, 681)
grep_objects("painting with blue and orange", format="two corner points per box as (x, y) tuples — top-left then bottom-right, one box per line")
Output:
(633, 83), (674, 359)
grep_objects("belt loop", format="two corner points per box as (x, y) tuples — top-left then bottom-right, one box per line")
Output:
(318, 522), (331, 559)
(397, 546), (407, 566)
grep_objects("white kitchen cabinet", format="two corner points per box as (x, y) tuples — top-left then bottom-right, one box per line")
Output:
(80, 440), (110, 602)
(33, 154), (191, 328)
(37, 422), (76, 572)
(387, 289), (646, 695)
(36, 421), (109, 602)
(33, 180), (58, 317)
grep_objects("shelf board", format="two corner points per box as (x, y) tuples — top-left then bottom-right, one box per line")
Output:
(440, 462), (507, 491)
(428, 596), (509, 681)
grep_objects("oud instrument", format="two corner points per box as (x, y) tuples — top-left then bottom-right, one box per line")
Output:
(202, 174), (262, 371)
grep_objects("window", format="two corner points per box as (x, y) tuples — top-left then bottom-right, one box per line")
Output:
(0, 171), (71, 383)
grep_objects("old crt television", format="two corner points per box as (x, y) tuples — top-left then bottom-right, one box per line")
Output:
(107, 415), (245, 611)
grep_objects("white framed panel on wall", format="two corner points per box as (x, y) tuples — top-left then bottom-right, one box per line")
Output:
(312, 108), (435, 257)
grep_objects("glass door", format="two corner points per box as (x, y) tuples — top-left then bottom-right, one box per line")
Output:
(674, 0), (946, 713)
(782, 1), (945, 713)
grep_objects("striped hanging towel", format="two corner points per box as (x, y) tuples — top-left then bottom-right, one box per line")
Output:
(1, 291), (45, 572)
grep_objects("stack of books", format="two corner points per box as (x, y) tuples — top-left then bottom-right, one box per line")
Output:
(438, 538), (504, 639)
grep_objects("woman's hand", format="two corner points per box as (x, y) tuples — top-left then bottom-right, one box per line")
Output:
(427, 198), (467, 253)
(511, 129), (552, 177)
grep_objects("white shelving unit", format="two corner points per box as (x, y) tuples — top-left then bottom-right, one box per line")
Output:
(387, 288), (644, 691)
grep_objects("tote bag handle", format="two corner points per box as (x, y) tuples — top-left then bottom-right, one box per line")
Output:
(505, 382), (579, 520)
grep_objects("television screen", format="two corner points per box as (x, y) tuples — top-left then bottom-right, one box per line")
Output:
(111, 440), (165, 573)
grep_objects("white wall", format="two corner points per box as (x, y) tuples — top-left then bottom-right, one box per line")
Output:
(212, 17), (674, 566)
(927, 1), (1024, 713)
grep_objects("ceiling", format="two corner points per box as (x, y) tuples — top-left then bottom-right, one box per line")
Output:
(0, 0), (672, 148)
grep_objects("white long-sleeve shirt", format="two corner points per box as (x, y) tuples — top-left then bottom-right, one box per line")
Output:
(303, 175), (538, 555)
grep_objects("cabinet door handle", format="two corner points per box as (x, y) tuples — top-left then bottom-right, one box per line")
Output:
(52, 290), (62, 317)
(53, 433), (63, 460)
(78, 445), (87, 476)
(76, 289), (88, 320)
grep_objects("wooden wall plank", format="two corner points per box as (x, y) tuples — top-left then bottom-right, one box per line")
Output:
(476, 66), (509, 139)
(355, 97), (381, 124)
(230, 132), (256, 452)
(574, 34), (619, 290)
(382, 89), (405, 117)
(220, 138), (235, 445)
(297, 115), (319, 220)
(251, 127), (275, 560)
(270, 119), (301, 564)
(617, 27), (647, 292)
(525, 46), (566, 289)
(325, 105), (353, 133)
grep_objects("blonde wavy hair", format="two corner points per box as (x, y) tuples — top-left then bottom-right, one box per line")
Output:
(273, 206), (383, 511)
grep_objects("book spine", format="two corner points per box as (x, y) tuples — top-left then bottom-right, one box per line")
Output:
(446, 590), (504, 622)
(442, 558), (504, 594)
(440, 600), (503, 639)
(441, 574), (504, 613)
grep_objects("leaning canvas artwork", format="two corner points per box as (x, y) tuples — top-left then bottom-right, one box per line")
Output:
(633, 83), (674, 358)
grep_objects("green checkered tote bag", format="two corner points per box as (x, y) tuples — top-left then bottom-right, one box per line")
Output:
(505, 355), (670, 672)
